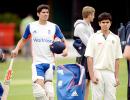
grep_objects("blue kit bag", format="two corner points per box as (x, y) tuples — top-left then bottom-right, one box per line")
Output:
(56, 64), (86, 100)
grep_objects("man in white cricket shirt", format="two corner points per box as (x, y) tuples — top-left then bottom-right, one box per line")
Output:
(11, 4), (68, 100)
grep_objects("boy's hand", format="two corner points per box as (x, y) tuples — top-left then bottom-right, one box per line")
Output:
(114, 77), (120, 87)
(62, 49), (68, 57)
(11, 49), (18, 58)
(91, 76), (99, 84)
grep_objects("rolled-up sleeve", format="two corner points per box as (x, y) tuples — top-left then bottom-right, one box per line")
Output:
(116, 37), (123, 59)
(85, 35), (94, 57)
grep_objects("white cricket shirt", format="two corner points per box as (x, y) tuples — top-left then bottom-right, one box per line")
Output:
(22, 21), (64, 64)
(85, 30), (123, 72)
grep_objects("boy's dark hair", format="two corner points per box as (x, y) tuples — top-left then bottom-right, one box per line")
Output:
(37, 4), (49, 13)
(98, 12), (112, 22)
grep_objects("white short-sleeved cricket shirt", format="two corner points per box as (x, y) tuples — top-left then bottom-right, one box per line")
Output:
(22, 21), (64, 65)
(85, 30), (123, 72)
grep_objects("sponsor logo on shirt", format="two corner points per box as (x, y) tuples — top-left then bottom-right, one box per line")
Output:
(98, 42), (104, 48)
(33, 38), (53, 43)
(98, 42), (103, 45)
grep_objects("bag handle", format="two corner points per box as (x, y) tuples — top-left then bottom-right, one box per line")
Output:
(76, 64), (85, 85)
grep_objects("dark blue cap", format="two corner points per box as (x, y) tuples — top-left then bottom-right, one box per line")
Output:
(50, 41), (65, 54)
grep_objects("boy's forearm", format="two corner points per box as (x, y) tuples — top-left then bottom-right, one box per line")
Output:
(61, 38), (68, 51)
(115, 59), (119, 78)
(87, 57), (94, 79)
(124, 45), (130, 60)
(15, 38), (26, 51)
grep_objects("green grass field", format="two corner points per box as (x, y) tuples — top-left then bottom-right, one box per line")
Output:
(0, 57), (128, 100)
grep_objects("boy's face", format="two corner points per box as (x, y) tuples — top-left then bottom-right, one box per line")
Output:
(99, 20), (111, 31)
(37, 9), (49, 21)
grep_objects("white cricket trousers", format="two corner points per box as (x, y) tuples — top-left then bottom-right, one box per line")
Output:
(91, 70), (116, 100)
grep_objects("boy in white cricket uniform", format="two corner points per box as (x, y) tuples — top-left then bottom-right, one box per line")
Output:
(85, 12), (122, 100)
(11, 4), (68, 100)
